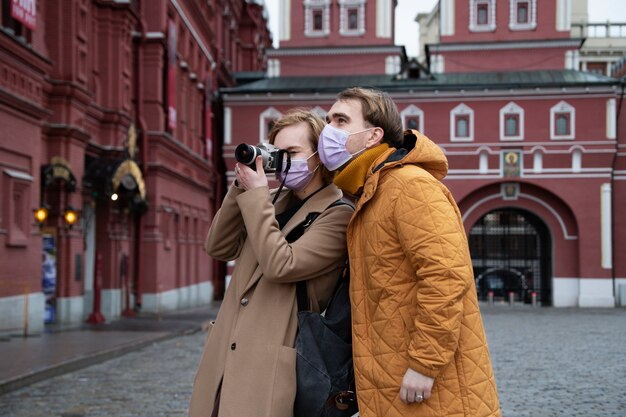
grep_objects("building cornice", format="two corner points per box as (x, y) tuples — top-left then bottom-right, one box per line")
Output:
(428, 38), (584, 53)
(267, 45), (404, 57)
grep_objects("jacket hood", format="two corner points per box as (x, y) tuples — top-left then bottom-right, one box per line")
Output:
(373, 129), (448, 180)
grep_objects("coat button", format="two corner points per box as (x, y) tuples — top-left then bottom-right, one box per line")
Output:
(240, 298), (249, 306)
(231, 342), (236, 350)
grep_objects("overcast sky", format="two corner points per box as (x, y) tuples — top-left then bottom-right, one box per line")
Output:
(264, 0), (626, 58)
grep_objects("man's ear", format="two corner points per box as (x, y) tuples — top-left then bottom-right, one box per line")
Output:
(365, 127), (385, 149)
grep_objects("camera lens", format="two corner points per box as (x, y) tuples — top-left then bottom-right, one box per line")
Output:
(235, 144), (258, 165)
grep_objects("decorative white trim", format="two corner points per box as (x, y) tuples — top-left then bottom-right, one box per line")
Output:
(267, 45), (404, 56)
(279, 0), (291, 42)
(304, 0), (331, 37)
(259, 107), (283, 143)
(572, 148), (582, 173)
(469, 0), (496, 32)
(0, 293), (45, 336)
(553, 278), (578, 307)
(376, 0), (392, 38)
(450, 103), (474, 142)
(607, 98), (617, 139)
(461, 192), (578, 240)
(556, 0), (571, 32)
(550, 101), (575, 140)
(499, 102), (524, 141)
(440, 0), (455, 36)
(601, 183), (612, 269)
(224, 107), (232, 145)
(429, 38), (582, 53)
(533, 150), (543, 173)
(479, 151), (489, 173)
(339, 0), (366, 36)
(509, 0), (537, 31)
(401, 104), (425, 132)
(304, 0), (330, 37)
(267, 59), (280, 78)
(142, 281), (214, 313)
(578, 278), (615, 307)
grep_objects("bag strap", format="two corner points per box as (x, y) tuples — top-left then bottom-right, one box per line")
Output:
(295, 198), (354, 312)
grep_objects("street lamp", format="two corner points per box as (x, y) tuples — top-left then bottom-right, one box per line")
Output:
(34, 206), (49, 225)
(64, 207), (78, 227)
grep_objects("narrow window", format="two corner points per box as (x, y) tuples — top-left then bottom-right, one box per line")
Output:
(348, 8), (359, 30)
(406, 116), (420, 131)
(456, 116), (470, 138)
(517, 1), (529, 23)
(477, 4), (489, 25)
(313, 9), (323, 31)
(504, 114), (520, 137)
(555, 113), (570, 136)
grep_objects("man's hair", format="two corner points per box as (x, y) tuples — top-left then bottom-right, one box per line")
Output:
(337, 87), (404, 147)
(268, 108), (334, 185)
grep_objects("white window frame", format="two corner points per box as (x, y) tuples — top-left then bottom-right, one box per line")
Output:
(572, 148), (582, 173)
(499, 102), (524, 141)
(469, 0), (496, 32)
(401, 105), (424, 133)
(259, 107), (283, 143)
(550, 101), (575, 140)
(339, 0), (366, 36)
(304, 0), (331, 37)
(450, 104), (474, 142)
(509, 0), (537, 31)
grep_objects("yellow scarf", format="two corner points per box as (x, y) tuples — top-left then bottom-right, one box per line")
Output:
(333, 144), (390, 196)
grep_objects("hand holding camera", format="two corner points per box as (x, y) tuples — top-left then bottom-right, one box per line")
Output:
(235, 143), (286, 173)
(235, 156), (268, 191)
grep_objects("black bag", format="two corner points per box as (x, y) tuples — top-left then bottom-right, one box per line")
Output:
(285, 199), (358, 417)
(294, 273), (358, 417)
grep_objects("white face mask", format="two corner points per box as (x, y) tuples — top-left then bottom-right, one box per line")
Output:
(317, 124), (374, 171)
(277, 152), (319, 191)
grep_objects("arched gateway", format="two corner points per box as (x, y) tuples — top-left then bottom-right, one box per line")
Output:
(469, 208), (552, 306)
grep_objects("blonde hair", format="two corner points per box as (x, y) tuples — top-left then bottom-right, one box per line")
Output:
(268, 108), (334, 184)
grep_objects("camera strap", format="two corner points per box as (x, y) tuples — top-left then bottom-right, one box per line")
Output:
(272, 154), (291, 205)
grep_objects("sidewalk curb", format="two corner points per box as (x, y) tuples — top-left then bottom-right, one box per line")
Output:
(0, 322), (207, 396)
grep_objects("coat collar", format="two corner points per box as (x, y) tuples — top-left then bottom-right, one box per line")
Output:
(239, 184), (344, 297)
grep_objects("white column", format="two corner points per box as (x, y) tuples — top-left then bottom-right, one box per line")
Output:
(556, 0), (571, 31)
(440, 0), (455, 36)
(279, 0), (291, 42)
(224, 107), (232, 145)
(376, 0), (392, 38)
(607, 98), (616, 139)
(601, 183), (612, 269)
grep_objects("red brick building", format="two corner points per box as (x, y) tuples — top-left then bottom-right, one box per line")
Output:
(222, 0), (625, 307)
(0, 0), (270, 333)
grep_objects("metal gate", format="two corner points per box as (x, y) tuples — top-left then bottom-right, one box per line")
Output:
(469, 208), (552, 306)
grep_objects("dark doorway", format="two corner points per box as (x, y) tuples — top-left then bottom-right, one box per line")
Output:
(469, 208), (552, 305)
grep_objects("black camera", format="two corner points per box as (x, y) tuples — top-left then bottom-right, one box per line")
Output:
(235, 143), (286, 173)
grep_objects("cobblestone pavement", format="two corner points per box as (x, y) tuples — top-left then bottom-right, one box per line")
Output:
(1, 307), (625, 417)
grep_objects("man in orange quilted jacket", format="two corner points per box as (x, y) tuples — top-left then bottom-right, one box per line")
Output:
(318, 87), (501, 417)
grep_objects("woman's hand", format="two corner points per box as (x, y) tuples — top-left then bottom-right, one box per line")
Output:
(235, 156), (268, 191)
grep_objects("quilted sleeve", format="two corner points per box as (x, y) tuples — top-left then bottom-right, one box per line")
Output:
(237, 186), (352, 283)
(204, 183), (247, 261)
(393, 175), (473, 379)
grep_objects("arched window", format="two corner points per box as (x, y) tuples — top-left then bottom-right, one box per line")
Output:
(500, 102), (524, 141)
(450, 103), (474, 142)
(401, 105), (425, 133)
(259, 107), (283, 143)
(550, 101), (575, 140)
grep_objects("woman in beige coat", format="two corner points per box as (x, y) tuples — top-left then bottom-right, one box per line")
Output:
(188, 110), (353, 417)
